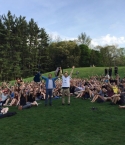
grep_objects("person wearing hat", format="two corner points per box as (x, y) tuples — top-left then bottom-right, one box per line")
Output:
(60, 66), (75, 105)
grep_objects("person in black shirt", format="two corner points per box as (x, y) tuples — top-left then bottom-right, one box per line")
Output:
(114, 66), (118, 76)
(109, 67), (112, 77)
(18, 89), (38, 110)
(104, 68), (108, 76)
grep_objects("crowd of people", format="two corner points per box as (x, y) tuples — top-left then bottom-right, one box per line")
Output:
(0, 66), (125, 118)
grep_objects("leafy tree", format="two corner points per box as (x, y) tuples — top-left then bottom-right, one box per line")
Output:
(78, 32), (91, 46)
(79, 44), (91, 67)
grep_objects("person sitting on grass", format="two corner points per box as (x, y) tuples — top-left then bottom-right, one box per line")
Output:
(70, 82), (76, 96)
(3, 85), (15, 106)
(27, 89), (38, 106)
(0, 89), (9, 106)
(91, 87), (108, 103)
(18, 89), (37, 110)
(9, 91), (20, 106)
(74, 85), (85, 98)
(108, 81), (121, 104)
(82, 86), (93, 100)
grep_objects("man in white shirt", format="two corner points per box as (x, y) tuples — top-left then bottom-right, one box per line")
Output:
(60, 66), (75, 105)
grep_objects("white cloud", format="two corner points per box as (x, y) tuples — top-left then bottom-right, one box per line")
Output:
(48, 31), (76, 41)
(91, 34), (125, 47)
(48, 32), (125, 48)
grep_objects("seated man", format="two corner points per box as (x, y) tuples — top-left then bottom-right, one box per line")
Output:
(91, 87), (108, 103)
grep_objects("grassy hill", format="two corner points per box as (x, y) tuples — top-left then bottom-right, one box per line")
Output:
(22, 67), (125, 82)
(1, 67), (125, 145)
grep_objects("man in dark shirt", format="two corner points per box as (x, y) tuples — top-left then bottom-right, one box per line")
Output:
(109, 67), (112, 77)
(114, 66), (118, 76)
(105, 68), (108, 76)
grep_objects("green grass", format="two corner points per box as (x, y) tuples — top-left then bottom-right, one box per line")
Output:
(11, 66), (125, 83)
(1, 67), (125, 145)
(1, 99), (125, 145)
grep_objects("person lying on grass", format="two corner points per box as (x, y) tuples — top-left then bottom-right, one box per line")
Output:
(0, 107), (9, 115)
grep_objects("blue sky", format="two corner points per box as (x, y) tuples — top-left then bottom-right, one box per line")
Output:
(0, 0), (125, 47)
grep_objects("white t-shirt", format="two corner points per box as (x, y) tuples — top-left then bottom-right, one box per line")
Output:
(48, 79), (53, 89)
(62, 76), (70, 88)
(1, 93), (8, 101)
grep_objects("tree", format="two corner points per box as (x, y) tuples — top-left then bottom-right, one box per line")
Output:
(79, 44), (91, 67)
(78, 32), (91, 46)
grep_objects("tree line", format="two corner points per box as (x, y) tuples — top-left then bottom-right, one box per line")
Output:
(0, 11), (125, 81)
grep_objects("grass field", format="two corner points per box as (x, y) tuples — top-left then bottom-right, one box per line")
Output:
(1, 67), (125, 145)
(17, 66), (125, 83)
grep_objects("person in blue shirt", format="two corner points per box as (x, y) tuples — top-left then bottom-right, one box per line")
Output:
(41, 74), (58, 106)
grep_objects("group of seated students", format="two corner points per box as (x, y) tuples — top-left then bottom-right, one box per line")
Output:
(0, 74), (125, 116)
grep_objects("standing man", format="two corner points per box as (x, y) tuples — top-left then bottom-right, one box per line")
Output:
(114, 66), (118, 76)
(109, 67), (112, 77)
(60, 66), (75, 105)
(104, 68), (108, 76)
(42, 74), (58, 106)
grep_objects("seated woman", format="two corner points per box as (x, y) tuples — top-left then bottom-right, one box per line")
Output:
(105, 81), (121, 104)
(3, 86), (15, 106)
(82, 86), (93, 99)
(53, 86), (61, 99)
(9, 91), (20, 106)
(18, 90), (38, 110)
(75, 85), (85, 98)
(27, 89), (38, 106)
